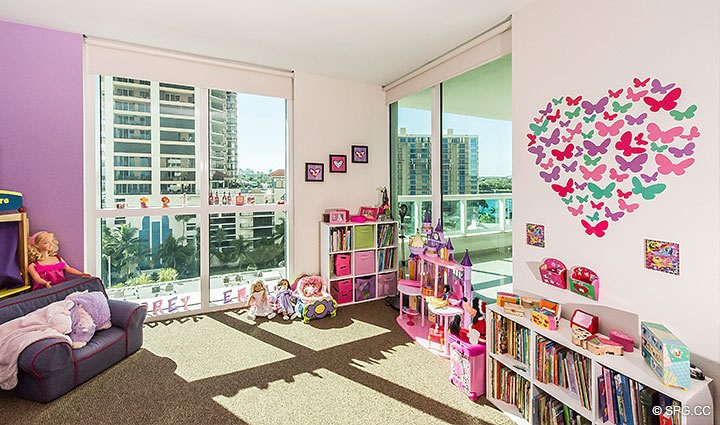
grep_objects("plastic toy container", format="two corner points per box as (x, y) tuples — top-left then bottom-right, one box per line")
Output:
(448, 333), (486, 400)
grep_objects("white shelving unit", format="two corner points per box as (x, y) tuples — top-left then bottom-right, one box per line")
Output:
(486, 303), (714, 425)
(320, 220), (399, 305)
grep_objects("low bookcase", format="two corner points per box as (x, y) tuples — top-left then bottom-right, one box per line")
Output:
(486, 303), (713, 425)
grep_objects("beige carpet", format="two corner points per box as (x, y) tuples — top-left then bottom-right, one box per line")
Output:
(1, 300), (515, 425)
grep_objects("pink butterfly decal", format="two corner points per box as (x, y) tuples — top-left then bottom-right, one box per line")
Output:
(667, 142), (695, 158)
(579, 164), (607, 182)
(567, 204), (584, 217)
(566, 122), (582, 136)
(646, 123), (683, 144)
(618, 198), (639, 213)
(562, 134), (575, 143)
(590, 201), (604, 210)
(581, 219), (609, 237)
(679, 126), (700, 141)
(533, 117), (544, 124)
(552, 179), (574, 197)
(540, 158), (555, 170)
(643, 87), (681, 112)
(609, 168), (629, 182)
(604, 207), (625, 222)
(595, 120), (624, 137)
(655, 154), (695, 176)
(626, 87), (648, 102)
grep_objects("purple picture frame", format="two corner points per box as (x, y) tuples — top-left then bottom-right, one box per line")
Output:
(305, 162), (324, 182)
(351, 145), (369, 163)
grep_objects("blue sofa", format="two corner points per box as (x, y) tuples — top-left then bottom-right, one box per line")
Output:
(0, 277), (146, 402)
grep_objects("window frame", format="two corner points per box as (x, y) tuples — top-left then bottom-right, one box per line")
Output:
(83, 54), (294, 321)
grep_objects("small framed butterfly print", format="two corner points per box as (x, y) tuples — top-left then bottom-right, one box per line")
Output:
(305, 162), (324, 182)
(329, 154), (347, 173)
(352, 145), (369, 163)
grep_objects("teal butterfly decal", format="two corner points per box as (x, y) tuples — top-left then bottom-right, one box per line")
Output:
(587, 182), (616, 199)
(585, 211), (600, 222)
(612, 101), (633, 113)
(583, 154), (601, 166)
(561, 195), (574, 205)
(576, 194), (589, 204)
(669, 104), (697, 121)
(565, 107), (581, 119)
(552, 97), (564, 106)
(581, 130), (595, 139)
(529, 119), (549, 136)
(650, 142), (668, 153)
(583, 114), (597, 123)
(631, 176), (666, 200)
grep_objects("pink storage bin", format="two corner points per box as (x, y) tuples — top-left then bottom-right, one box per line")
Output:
(331, 281), (353, 304)
(376, 272), (397, 297)
(449, 333), (486, 400)
(353, 250), (376, 276)
(334, 254), (351, 277)
(333, 278), (352, 293)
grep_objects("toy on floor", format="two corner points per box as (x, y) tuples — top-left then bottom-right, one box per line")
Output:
(246, 280), (276, 320)
(463, 296), (486, 342)
(27, 231), (90, 291)
(274, 278), (298, 320)
(293, 275), (337, 323)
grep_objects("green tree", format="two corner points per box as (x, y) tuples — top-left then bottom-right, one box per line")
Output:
(101, 223), (146, 287)
(156, 236), (198, 279)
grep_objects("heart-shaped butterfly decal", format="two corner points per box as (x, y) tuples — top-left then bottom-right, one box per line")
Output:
(527, 78), (700, 237)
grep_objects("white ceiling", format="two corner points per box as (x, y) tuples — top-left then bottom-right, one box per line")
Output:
(0, 0), (531, 85)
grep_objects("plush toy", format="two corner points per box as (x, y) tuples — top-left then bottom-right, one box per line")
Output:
(274, 279), (298, 320)
(66, 291), (112, 349)
(246, 280), (276, 321)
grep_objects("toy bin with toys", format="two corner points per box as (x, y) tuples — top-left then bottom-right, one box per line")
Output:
(449, 331), (486, 400)
(293, 275), (337, 323)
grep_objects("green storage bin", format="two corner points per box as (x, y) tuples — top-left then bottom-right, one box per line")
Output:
(353, 225), (375, 250)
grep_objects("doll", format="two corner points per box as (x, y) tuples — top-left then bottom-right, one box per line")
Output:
(27, 231), (90, 291)
(274, 279), (298, 320)
(245, 280), (276, 320)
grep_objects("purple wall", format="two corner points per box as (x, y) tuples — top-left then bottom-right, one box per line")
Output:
(0, 21), (84, 268)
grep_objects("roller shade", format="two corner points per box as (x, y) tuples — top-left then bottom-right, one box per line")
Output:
(85, 38), (293, 99)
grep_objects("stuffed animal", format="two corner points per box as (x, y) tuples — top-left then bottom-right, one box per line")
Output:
(66, 291), (112, 349)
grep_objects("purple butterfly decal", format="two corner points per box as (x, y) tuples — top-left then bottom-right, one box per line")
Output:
(625, 112), (648, 126)
(539, 128), (560, 147)
(581, 97), (608, 115)
(559, 120), (570, 128)
(641, 171), (658, 183)
(574, 146), (584, 157)
(538, 102), (553, 116)
(667, 142), (695, 158)
(583, 138), (611, 156)
(539, 166), (560, 183)
(528, 145), (546, 165)
(575, 182), (587, 190)
(615, 153), (648, 172)
(650, 79), (676, 95)
(562, 160), (578, 172)
(604, 206), (625, 222)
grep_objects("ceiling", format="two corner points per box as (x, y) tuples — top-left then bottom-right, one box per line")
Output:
(0, 0), (531, 85)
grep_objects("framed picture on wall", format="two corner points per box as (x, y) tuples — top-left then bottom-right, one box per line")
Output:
(305, 162), (324, 182)
(351, 145), (369, 163)
(329, 154), (347, 173)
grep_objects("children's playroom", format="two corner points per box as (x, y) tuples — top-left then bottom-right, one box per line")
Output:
(0, 1), (718, 424)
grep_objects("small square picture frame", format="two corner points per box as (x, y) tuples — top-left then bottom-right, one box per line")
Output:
(329, 154), (347, 173)
(351, 145), (369, 163)
(305, 162), (324, 182)
(359, 206), (379, 221)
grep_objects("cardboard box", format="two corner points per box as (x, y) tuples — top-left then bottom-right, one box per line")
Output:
(641, 322), (690, 389)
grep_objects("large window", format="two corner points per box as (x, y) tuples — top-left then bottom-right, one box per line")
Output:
(94, 76), (289, 318)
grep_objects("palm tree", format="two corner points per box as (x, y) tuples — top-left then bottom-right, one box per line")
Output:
(101, 223), (146, 287)
(156, 236), (198, 278)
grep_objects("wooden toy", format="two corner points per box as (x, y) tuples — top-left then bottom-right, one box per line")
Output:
(521, 296), (540, 309)
(539, 258), (567, 289)
(496, 292), (520, 307)
(571, 326), (592, 347)
(570, 309), (599, 335)
(531, 299), (561, 330)
(538, 299), (561, 317)
(503, 303), (524, 317)
(609, 329), (635, 352)
(641, 322), (690, 389)
(585, 334), (624, 356)
(568, 266), (600, 301)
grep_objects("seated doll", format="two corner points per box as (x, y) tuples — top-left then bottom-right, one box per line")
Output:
(27, 231), (90, 291)
(274, 279), (298, 320)
(245, 280), (276, 321)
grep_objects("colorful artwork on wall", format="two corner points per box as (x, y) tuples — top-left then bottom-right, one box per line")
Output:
(526, 223), (545, 247)
(645, 239), (679, 275)
(526, 78), (699, 238)
(351, 145), (369, 163)
(305, 162), (324, 182)
(329, 154), (347, 173)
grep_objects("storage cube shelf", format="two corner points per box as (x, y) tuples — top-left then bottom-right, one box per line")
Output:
(486, 303), (713, 425)
(320, 221), (399, 306)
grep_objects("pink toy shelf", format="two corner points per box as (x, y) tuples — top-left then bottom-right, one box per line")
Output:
(539, 257), (567, 289)
(449, 333), (486, 400)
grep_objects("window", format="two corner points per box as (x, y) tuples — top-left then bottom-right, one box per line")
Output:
(93, 76), (289, 318)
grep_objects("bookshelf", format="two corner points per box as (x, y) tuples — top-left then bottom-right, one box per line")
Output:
(320, 220), (399, 306)
(486, 303), (713, 425)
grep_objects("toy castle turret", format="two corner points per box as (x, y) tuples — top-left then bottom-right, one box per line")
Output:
(461, 249), (473, 328)
(421, 211), (433, 237)
(426, 219), (446, 257)
(446, 238), (454, 261)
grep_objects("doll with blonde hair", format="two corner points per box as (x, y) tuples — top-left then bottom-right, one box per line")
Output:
(27, 231), (90, 291)
(245, 280), (275, 321)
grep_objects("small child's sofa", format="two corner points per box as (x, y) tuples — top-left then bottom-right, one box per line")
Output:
(0, 277), (147, 402)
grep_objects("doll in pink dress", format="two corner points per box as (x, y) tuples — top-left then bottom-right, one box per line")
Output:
(27, 231), (90, 291)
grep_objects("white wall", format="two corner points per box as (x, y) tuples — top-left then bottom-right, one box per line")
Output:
(292, 72), (388, 275)
(512, 0), (720, 417)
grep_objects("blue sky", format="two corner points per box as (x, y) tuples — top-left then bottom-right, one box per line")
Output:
(398, 107), (512, 176)
(235, 93), (287, 172)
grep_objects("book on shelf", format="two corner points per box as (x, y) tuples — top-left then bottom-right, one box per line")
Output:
(490, 359), (531, 421)
(536, 336), (592, 411)
(491, 312), (531, 365)
(330, 227), (351, 252)
(377, 223), (396, 248)
(533, 390), (590, 425)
